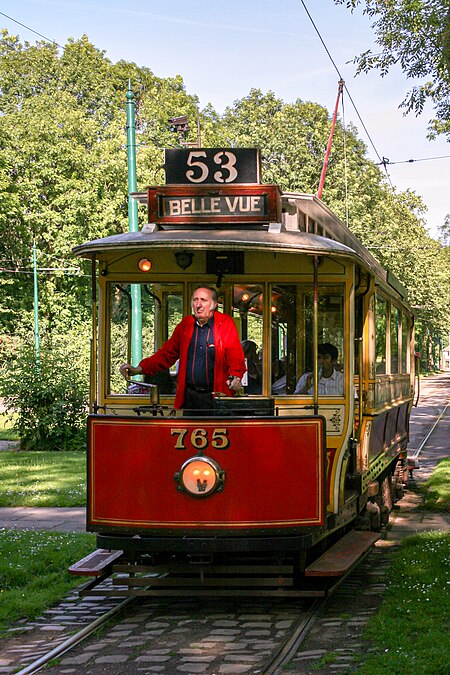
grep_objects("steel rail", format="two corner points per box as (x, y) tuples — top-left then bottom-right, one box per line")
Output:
(15, 595), (136, 675)
(262, 598), (325, 674)
(410, 400), (449, 460)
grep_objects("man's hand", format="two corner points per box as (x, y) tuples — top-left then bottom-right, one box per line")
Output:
(227, 376), (242, 392)
(119, 363), (143, 378)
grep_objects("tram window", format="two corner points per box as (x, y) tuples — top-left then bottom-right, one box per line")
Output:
(401, 314), (409, 373)
(354, 295), (364, 375)
(390, 306), (399, 373)
(233, 285), (263, 394)
(271, 285), (298, 395)
(108, 282), (182, 395)
(272, 284), (344, 396)
(375, 295), (387, 374)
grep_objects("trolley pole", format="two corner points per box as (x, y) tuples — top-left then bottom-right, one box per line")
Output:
(32, 240), (40, 369)
(126, 81), (142, 368)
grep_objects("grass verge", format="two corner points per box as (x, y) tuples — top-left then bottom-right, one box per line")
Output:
(420, 457), (450, 511)
(0, 529), (95, 635)
(0, 451), (86, 507)
(358, 530), (449, 674)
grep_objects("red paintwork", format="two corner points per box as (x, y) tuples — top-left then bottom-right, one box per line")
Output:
(88, 416), (325, 530)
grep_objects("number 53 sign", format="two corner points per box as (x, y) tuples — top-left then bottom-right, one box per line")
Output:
(164, 148), (261, 185)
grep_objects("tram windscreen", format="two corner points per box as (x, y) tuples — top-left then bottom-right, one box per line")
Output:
(232, 284), (264, 394)
(108, 282), (182, 395)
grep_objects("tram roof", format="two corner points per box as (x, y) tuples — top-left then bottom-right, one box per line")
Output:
(72, 191), (408, 301)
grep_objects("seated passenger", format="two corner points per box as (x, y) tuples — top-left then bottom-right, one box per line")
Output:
(241, 339), (262, 394)
(294, 343), (344, 396)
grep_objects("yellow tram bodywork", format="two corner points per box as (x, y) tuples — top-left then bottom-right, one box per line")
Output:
(74, 190), (414, 534)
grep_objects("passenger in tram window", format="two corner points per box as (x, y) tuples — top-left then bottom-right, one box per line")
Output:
(294, 343), (344, 395)
(119, 285), (246, 414)
(241, 340), (262, 394)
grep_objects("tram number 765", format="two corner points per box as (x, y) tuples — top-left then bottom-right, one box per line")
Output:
(171, 428), (230, 451)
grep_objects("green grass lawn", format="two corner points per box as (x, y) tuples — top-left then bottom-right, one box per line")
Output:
(0, 451), (86, 507)
(420, 457), (450, 511)
(0, 411), (19, 441)
(357, 530), (449, 675)
(0, 529), (95, 635)
(355, 458), (450, 675)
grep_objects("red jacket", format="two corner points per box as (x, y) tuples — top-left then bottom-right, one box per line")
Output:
(139, 311), (246, 409)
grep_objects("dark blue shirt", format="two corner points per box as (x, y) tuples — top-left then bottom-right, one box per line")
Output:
(186, 317), (215, 389)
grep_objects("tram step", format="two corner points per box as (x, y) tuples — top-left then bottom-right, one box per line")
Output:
(69, 548), (124, 576)
(305, 531), (379, 577)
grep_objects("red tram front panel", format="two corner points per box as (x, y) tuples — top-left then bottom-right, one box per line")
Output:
(87, 416), (326, 531)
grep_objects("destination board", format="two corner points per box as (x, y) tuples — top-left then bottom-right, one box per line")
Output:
(147, 184), (281, 225)
(164, 149), (260, 185)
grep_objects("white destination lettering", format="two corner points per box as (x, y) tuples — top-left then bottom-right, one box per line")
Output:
(165, 194), (266, 217)
(168, 200), (181, 216)
(251, 196), (262, 212)
(224, 196), (239, 212)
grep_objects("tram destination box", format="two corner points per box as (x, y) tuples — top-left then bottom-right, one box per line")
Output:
(146, 184), (282, 225)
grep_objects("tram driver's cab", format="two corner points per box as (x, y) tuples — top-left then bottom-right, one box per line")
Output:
(107, 279), (346, 409)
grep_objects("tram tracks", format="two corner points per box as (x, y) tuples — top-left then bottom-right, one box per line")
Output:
(13, 557), (368, 674)
(15, 595), (136, 675)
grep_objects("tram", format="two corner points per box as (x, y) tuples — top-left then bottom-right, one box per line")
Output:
(70, 148), (414, 594)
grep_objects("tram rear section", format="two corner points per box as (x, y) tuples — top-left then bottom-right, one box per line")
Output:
(70, 148), (414, 595)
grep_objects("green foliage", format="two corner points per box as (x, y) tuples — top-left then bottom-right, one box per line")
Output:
(334, 1), (450, 139)
(0, 326), (90, 451)
(0, 529), (95, 633)
(0, 451), (86, 507)
(0, 30), (448, 380)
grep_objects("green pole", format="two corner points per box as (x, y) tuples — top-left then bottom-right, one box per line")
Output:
(126, 80), (142, 368)
(32, 240), (40, 368)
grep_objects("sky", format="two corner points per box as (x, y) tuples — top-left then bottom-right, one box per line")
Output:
(1, 0), (449, 238)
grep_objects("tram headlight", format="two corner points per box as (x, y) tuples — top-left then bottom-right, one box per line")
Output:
(138, 258), (152, 272)
(174, 456), (225, 497)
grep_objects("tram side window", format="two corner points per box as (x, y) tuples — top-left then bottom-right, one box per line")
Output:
(375, 295), (387, 374)
(401, 314), (409, 373)
(108, 282), (183, 395)
(390, 306), (399, 373)
(232, 285), (263, 394)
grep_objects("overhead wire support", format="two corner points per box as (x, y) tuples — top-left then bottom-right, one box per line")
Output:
(299, 0), (394, 189)
(317, 79), (344, 200)
(377, 154), (450, 166)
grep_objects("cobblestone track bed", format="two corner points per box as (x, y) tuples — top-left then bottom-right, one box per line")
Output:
(0, 374), (448, 674)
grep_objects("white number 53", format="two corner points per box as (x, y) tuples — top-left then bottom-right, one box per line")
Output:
(186, 151), (238, 184)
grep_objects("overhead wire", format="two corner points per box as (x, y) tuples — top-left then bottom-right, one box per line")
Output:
(299, 0), (394, 188)
(0, 10), (63, 49)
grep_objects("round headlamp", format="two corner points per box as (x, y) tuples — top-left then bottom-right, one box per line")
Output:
(174, 455), (225, 498)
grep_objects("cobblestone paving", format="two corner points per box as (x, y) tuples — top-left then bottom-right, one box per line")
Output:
(0, 537), (411, 675)
(2, 594), (308, 674)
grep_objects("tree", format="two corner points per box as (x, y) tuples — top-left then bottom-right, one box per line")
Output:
(335, 0), (450, 139)
(0, 31), (202, 335)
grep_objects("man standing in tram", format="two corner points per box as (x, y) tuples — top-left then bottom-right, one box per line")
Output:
(119, 286), (246, 415)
